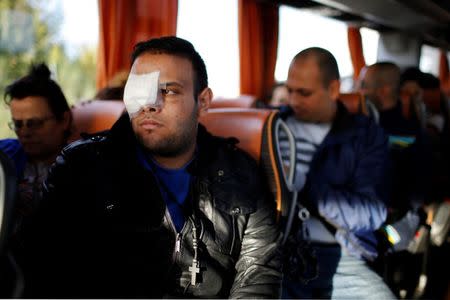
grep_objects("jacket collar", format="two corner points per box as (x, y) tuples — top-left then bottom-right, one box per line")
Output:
(107, 113), (227, 176)
(107, 114), (255, 215)
(321, 101), (359, 147)
(280, 101), (359, 147)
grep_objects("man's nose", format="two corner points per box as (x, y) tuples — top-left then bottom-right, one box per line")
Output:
(143, 104), (162, 114)
(17, 128), (32, 138)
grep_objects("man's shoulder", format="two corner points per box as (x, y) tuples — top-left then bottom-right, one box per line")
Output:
(212, 135), (259, 172)
(198, 125), (259, 170)
(0, 139), (26, 166)
(344, 112), (384, 138)
(201, 131), (262, 179)
(61, 132), (110, 159)
(0, 138), (21, 153)
(205, 138), (266, 214)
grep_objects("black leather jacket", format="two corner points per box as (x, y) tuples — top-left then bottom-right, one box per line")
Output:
(24, 114), (281, 298)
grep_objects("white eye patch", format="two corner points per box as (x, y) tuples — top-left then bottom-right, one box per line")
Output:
(123, 70), (161, 118)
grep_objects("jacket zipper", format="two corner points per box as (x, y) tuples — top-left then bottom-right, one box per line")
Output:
(165, 209), (186, 263)
(229, 209), (239, 256)
(175, 233), (181, 253)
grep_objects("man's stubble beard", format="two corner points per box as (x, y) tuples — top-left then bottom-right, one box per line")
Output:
(137, 106), (199, 158)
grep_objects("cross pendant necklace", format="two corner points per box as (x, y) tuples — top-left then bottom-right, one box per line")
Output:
(188, 259), (200, 285)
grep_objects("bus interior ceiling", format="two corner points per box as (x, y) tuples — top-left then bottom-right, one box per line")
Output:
(270, 0), (450, 61)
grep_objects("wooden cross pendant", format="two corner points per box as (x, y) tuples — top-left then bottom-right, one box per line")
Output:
(188, 260), (200, 285)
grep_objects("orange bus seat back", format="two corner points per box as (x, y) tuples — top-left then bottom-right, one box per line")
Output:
(209, 95), (257, 109)
(400, 90), (413, 120)
(69, 100), (126, 142)
(422, 88), (441, 114)
(339, 93), (368, 115)
(400, 90), (427, 127)
(199, 108), (296, 219)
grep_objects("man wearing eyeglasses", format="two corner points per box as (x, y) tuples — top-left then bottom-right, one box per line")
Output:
(0, 63), (72, 244)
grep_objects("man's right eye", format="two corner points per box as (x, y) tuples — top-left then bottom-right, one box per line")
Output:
(161, 88), (175, 95)
(299, 90), (312, 97)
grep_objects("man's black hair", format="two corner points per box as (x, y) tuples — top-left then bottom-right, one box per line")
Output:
(4, 63), (70, 121)
(131, 36), (208, 99)
(400, 67), (440, 89)
(294, 47), (340, 87)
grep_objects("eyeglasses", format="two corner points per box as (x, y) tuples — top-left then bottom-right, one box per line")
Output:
(8, 116), (55, 131)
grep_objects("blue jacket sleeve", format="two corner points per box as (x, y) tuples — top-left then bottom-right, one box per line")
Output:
(0, 139), (27, 176)
(315, 122), (389, 232)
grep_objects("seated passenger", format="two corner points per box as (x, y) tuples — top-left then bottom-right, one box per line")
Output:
(360, 62), (432, 247)
(280, 47), (393, 299)
(94, 70), (128, 100)
(24, 36), (281, 298)
(400, 67), (423, 100)
(400, 67), (445, 134)
(269, 82), (289, 107)
(0, 63), (71, 242)
(361, 63), (422, 135)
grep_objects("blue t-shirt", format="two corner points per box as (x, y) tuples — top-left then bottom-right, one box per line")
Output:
(137, 147), (192, 232)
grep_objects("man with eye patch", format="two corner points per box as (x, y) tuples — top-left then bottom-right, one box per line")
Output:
(24, 36), (281, 298)
(279, 47), (394, 299)
(0, 63), (72, 249)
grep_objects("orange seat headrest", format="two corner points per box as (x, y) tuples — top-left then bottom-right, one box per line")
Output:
(422, 88), (441, 114)
(69, 100), (125, 142)
(209, 95), (257, 109)
(199, 108), (275, 161)
(339, 93), (367, 115)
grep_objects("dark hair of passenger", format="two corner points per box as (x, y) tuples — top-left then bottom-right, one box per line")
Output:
(400, 67), (440, 89)
(400, 67), (423, 86)
(95, 86), (124, 100)
(131, 36), (208, 99)
(4, 63), (70, 121)
(294, 47), (340, 87)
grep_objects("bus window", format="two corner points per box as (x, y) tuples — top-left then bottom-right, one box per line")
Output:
(177, 0), (239, 98)
(0, 0), (98, 138)
(360, 27), (380, 65)
(275, 5), (353, 87)
(420, 44), (440, 77)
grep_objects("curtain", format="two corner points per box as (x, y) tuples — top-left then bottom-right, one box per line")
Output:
(347, 26), (366, 80)
(96, 0), (178, 89)
(439, 50), (449, 93)
(238, 0), (279, 102)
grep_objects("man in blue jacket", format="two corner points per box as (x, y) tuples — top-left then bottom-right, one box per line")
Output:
(280, 47), (394, 299)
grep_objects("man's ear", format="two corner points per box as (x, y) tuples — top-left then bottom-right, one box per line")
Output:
(328, 79), (341, 101)
(197, 87), (213, 116)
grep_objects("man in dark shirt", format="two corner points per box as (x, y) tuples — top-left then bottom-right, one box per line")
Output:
(359, 62), (431, 246)
(23, 36), (281, 298)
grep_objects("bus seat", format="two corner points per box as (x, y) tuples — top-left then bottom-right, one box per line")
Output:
(209, 95), (257, 109)
(399, 90), (413, 120)
(339, 93), (368, 115)
(422, 88), (441, 114)
(199, 108), (297, 222)
(400, 91), (427, 128)
(69, 100), (125, 142)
